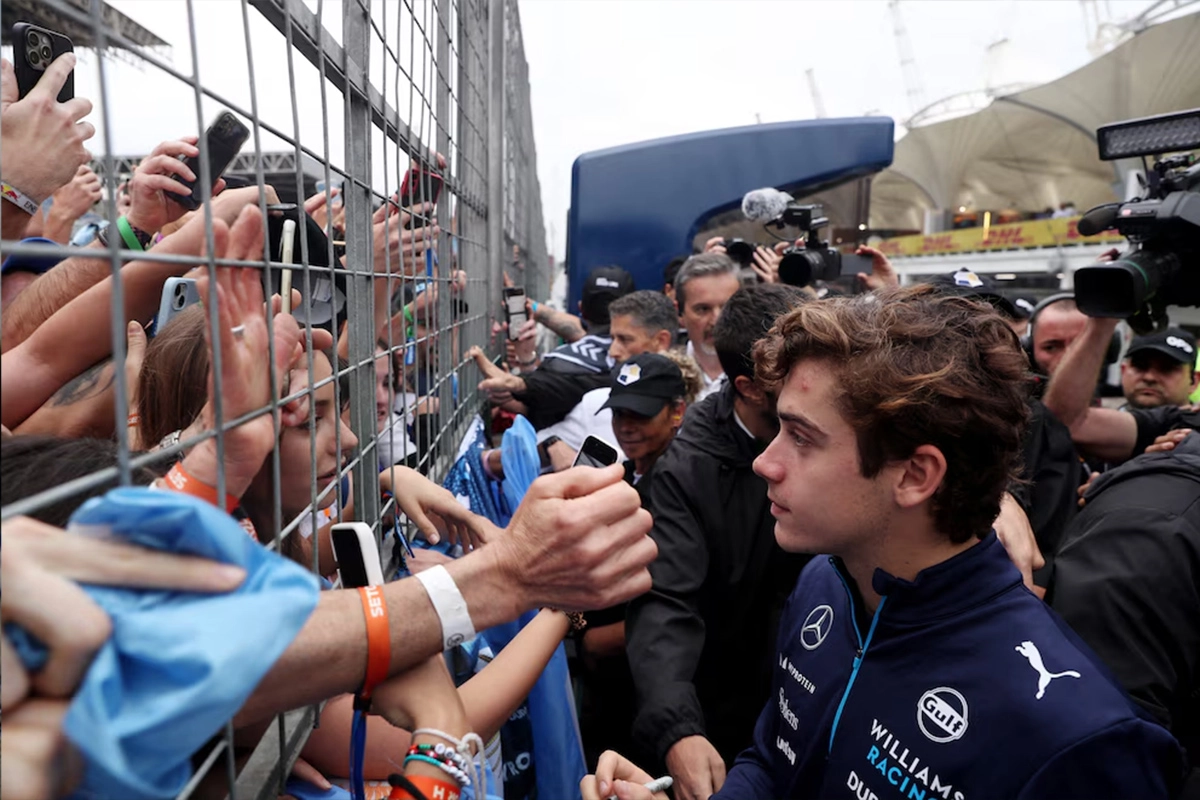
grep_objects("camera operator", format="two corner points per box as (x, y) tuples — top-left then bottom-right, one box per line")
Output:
(1028, 296), (1090, 379)
(1044, 316), (1200, 465)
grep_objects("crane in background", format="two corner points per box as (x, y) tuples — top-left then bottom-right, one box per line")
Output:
(806, 68), (827, 118)
(888, 0), (928, 121)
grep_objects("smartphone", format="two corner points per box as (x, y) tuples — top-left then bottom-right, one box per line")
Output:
(174, 111), (251, 211)
(839, 252), (874, 276)
(152, 277), (201, 337)
(503, 286), (527, 340)
(13, 23), (74, 102)
(573, 435), (619, 469)
(399, 166), (444, 228)
(331, 522), (385, 588)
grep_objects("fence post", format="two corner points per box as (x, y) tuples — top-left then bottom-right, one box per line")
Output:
(342, 0), (381, 531)
(487, 0), (506, 350)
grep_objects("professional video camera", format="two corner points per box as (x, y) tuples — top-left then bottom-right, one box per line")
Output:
(1074, 108), (1200, 333)
(741, 188), (871, 287)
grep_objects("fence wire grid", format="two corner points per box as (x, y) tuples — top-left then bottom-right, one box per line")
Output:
(0, 0), (547, 796)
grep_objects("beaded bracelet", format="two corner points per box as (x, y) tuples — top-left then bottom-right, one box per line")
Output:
(407, 742), (471, 775)
(404, 754), (470, 787)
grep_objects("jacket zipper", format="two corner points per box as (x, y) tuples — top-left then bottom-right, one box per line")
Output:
(829, 559), (887, 753)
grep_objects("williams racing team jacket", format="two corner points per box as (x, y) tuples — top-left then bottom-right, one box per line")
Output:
(715, 533), (1185, 800)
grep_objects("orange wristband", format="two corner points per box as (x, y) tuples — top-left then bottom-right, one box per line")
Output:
(387, 774), (461, 800)
(163, 463), (239, 513)
(357, 585), (391, 700)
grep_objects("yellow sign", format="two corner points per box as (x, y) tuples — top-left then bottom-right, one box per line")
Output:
(877, 216), (1125, 257)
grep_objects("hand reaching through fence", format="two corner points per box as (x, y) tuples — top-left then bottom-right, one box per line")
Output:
(0, 55), (93, 240)
(125, 136), (225, 237)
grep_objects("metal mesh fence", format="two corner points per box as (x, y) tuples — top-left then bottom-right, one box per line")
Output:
(0, 0), (546, 796)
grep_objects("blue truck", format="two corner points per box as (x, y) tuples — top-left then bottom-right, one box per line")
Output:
(564, 117), (896, 309)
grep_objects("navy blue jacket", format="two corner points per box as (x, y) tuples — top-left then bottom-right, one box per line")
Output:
(716, 533), (1184, 799)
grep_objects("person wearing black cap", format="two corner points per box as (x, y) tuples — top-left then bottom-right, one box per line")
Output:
(601, 353), (688, 500)
(1120, 327), (1199, 410)
(577, 353), (689, 770)
(928, 268), (1021, 320)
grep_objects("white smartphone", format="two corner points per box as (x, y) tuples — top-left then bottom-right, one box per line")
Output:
(331, 521), (385, 588)
(572, 435), (619, 469)
(504, 286), (527, 340)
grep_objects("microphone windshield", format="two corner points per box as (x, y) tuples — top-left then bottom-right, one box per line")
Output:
(742, 188), (793, 222)
(1077, 204), (1120, 237)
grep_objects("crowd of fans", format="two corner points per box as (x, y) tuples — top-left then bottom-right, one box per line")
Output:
(2, 45), (1198, 800)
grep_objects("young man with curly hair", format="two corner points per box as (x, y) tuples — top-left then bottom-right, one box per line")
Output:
(586, 286), (1184, 800)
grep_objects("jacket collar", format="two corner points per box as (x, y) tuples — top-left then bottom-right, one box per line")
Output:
(835, 532), (1022, 627)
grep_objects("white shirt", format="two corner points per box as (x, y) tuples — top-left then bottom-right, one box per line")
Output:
(377, 411), (418, 468)
(536, 387), (626, 461)
(687, 340), (728, 402)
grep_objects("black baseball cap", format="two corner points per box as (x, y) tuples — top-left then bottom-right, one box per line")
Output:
(599, 353), (685, 418)
(1126, 327), (1197, 365)
(581, 265), (635, 326)
(927, 269), (1019, 320)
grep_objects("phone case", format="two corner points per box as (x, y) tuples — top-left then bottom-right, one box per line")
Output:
(399, 166), (444, 209)
(175, 111), (251, 211)
(153, 278), (201, 337)
(13, 23), (74, 103)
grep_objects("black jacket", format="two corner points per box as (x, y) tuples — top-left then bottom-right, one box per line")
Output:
(625, 383), (809, 765)
(514, 367), (610, 430)
(1048, 431), (1200, 796)
(1014, 398), (1083, 583)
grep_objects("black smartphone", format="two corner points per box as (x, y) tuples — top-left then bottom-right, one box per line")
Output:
(12, 23), (74, 102)
(839, 252), (875, 276)
(503, 286), (527, 340)
(174, 111), (251, 211)
(573, 435), (619, 469)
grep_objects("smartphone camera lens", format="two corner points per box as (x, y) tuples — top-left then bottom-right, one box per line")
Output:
(26, 31), (40, 48)
(41, 45), (52, 61)
(28, 50), (40, 66)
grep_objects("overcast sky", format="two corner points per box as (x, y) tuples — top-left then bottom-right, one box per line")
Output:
(518, 0), (1162, 258)
(37, 0), (1162, 260)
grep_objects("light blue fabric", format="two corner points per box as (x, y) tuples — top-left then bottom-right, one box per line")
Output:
(441, 418), (588, 800)
(499, 415), (539, 513)
(8, 488), (321, 800)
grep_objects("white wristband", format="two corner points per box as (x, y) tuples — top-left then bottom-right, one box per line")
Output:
(1, 182), (41, 216)
(415, 564), (476, 650)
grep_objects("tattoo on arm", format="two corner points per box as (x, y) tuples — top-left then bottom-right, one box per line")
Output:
(536, 307), (585, 341)
(50, 360), (115, 407)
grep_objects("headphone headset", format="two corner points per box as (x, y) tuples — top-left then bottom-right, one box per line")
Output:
(1020, 291), (1122, 375)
